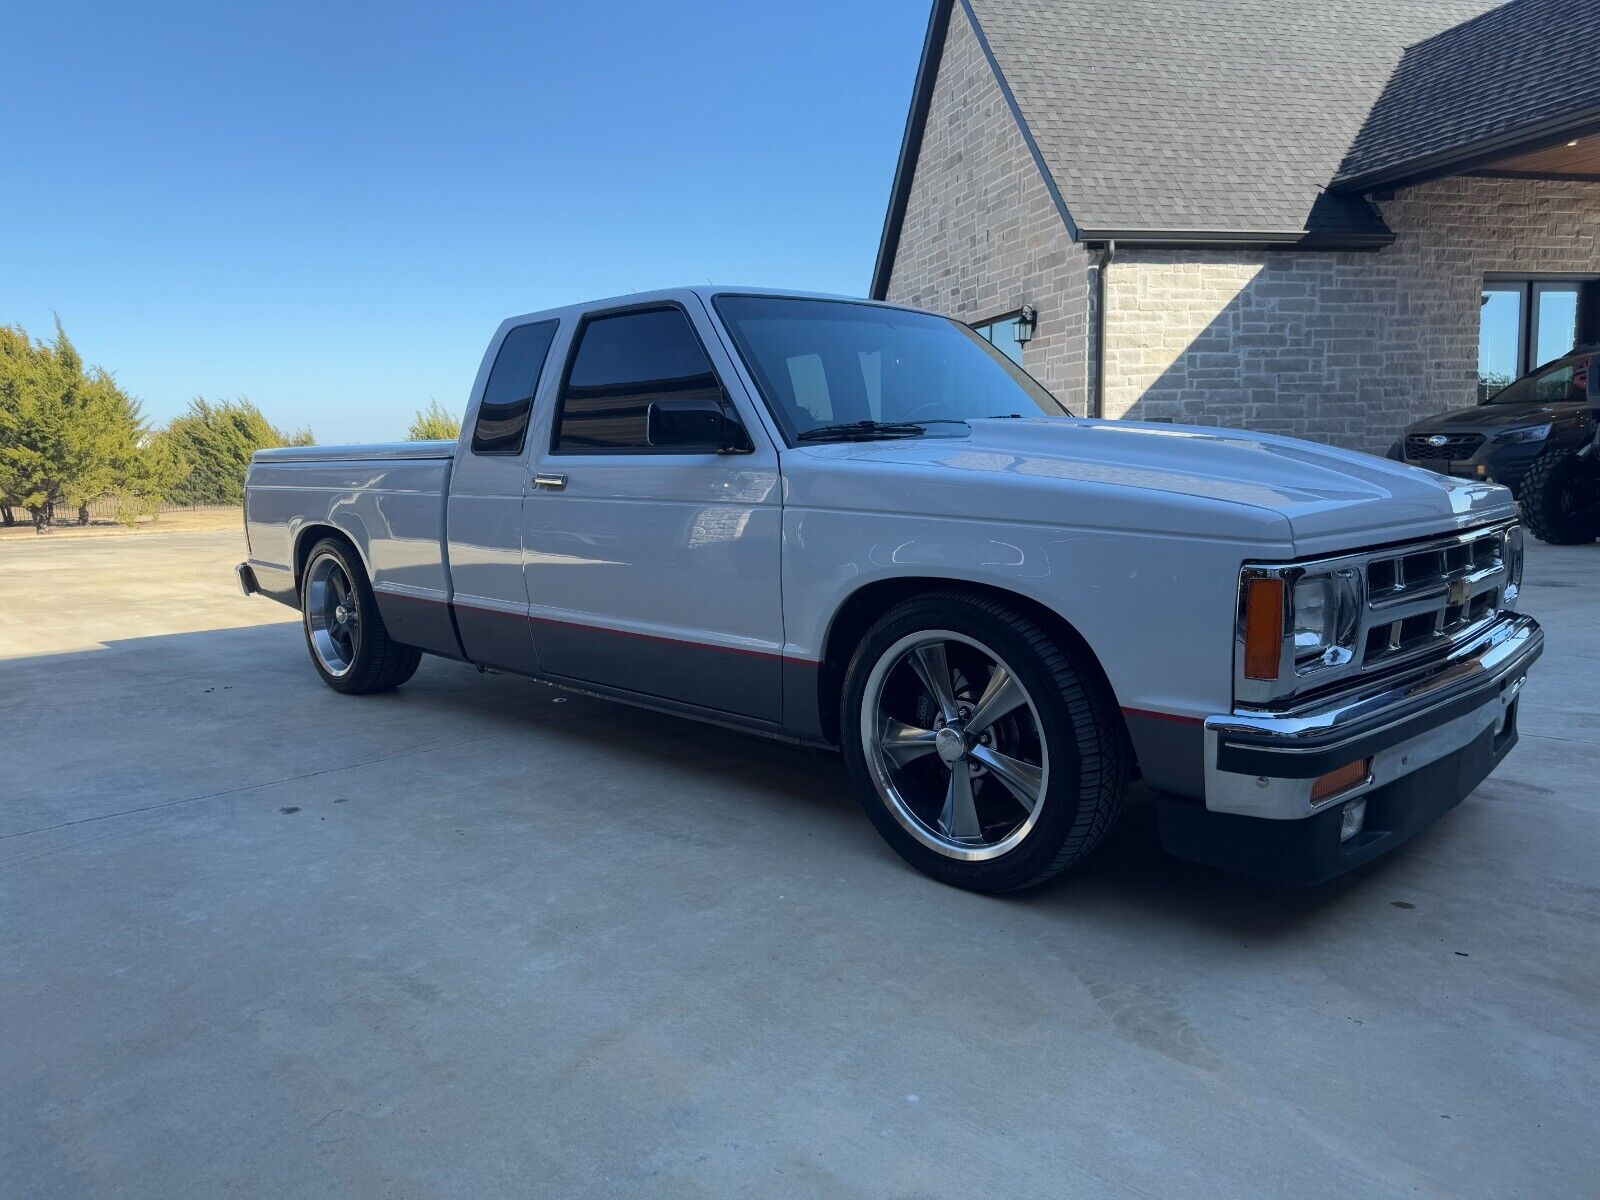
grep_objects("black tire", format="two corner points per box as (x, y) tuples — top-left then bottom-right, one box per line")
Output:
(840, 591), (1129, 893)
(1520, 449), (1600, 545)
(300, 538), (423, 694)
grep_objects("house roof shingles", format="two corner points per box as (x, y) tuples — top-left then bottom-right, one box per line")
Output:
(1336, 0), (1600, 189)
(966, 0), (1498, 241)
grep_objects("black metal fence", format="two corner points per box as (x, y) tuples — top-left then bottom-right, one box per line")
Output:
(0, 498), (239, 529)
(79, 497), (214, 521)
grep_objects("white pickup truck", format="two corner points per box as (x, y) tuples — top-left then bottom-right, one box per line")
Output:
(240, 287), (1542, 892)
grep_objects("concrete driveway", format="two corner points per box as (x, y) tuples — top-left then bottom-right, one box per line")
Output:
(3, 531), (1597, 1198)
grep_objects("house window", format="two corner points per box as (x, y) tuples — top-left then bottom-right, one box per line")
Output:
(972, 313), (1026, 366)
(1480, 278), (1597, 400)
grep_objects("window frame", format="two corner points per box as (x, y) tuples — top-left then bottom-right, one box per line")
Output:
(1482, 274), (1596, 386)
(547, 300), (743, 457)
(970, 310), (1027, 366)
(469, 318), (561, 457)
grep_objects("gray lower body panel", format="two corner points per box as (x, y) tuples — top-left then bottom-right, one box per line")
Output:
(530, 616), (784, 726)
(373, 591), (467, 661)
(1123, 709), (1206, 798)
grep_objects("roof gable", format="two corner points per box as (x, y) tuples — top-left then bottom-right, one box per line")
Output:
(873, 0), (1600, 295)
(967, 0), (1498, 239)
(1336, 0), (1600, 189)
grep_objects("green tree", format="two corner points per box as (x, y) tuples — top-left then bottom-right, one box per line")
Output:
(407, 399), (461, 441)
(111, 429), (187, 524)
(158, 398), (313, 506)
(0, 320), (153, 532)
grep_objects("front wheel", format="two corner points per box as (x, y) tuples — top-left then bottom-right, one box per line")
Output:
(841, 592), (1129, 892)
(1520, 449), (1600, 544)
(301, 538), (422, 694)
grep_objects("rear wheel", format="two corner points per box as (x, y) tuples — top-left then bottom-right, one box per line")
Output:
(301, 538), (422, 693)
(841, 592), (1128, 893)
(1520, 449), (1600, 544)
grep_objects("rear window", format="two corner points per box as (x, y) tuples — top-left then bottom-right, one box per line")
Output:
(471, 320), (559, 455)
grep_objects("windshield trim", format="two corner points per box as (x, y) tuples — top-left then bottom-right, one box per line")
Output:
(710, 292), (1070, 448)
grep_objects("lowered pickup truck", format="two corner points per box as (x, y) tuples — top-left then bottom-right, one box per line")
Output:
(240, 287), (1542, 891)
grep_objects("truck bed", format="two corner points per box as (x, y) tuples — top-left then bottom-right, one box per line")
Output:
(241, 441), (460, 658)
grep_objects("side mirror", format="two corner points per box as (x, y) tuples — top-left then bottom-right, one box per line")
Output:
(646, 396), (752, 454)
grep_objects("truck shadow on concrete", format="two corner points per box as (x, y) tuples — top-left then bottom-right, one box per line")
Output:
(7, 621), (1441, 943)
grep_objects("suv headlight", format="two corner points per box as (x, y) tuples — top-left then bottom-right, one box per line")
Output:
(1494, 423), (1551, 444)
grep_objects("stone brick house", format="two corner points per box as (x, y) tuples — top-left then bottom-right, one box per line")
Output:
(871, 0), (1600, 453)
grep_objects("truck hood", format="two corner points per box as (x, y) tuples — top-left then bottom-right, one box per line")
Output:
(1409, 400), (1588, 433)
(796, 417), (1515, 555)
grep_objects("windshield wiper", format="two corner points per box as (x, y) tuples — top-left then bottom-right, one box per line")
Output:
(797, 420), (927, 443)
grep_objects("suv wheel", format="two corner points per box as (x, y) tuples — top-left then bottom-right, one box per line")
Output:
(1520, 449), (1600, 545)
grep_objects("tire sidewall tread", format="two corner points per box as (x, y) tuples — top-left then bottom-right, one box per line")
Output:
(840, 590), (1128, 893)
(1520, 449), (1600, 545)
(301, 538), (422, 694)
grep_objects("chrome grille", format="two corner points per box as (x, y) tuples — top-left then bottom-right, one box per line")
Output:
(1405, 433), (1484, 461)
(1234, 520), (1521, 709)
(1360, 525), (1508, 671)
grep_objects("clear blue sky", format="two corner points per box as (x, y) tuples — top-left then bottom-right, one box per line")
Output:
(3, 0), (930, 443)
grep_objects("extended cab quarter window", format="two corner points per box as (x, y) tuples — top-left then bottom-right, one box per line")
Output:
(553, 307), (724, 452)
(471, 320), (559, 454)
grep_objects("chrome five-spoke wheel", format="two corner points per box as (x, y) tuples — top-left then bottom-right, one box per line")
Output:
(299, 538), (422, 695)
(305, 554), (362, 677)
(842, 593), (1127, 892)
(859, 630), (1049, 861)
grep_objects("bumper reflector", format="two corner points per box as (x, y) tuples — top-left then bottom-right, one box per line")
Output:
(1311, 757), (1371, 803)
(1340, 799), (1368, 843)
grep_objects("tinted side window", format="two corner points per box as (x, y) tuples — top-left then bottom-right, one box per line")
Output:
(553, 308), (722, 452)
(471, 320), (559, 455)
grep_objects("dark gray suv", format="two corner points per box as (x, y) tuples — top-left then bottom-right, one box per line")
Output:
(1391, 348), (1600, 543)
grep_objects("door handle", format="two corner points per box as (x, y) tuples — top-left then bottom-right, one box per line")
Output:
(533, 473), (567, 491)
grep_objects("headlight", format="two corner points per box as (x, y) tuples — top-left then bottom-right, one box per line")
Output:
(1239, 565), (1363, 700)
(1495, 423), (1551, 444)
(1292, 576), (1333, 658)
(1291, 569), (1361, 670)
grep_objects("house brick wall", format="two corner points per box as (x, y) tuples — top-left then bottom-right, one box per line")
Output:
(1105, 177), (1600, 452)
(884, 21), (1600, 457)
(884, 6), (1094, 412)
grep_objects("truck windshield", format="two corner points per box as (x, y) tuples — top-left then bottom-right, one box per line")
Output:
(714, 295), (1069, 441)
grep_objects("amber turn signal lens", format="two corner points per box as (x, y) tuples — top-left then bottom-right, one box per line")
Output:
(1311, 758), (1371, 803)
(1243, 578), (1286, 680)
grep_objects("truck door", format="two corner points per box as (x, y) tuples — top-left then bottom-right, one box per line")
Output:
(446, 318), (562, 674)
(520, 299), (785, 723)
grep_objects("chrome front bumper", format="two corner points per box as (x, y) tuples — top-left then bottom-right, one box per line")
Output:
(1203, 614), (1542, 819)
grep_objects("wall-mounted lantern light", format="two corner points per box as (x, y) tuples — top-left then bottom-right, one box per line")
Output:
(1014, 304), (1037, 345)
